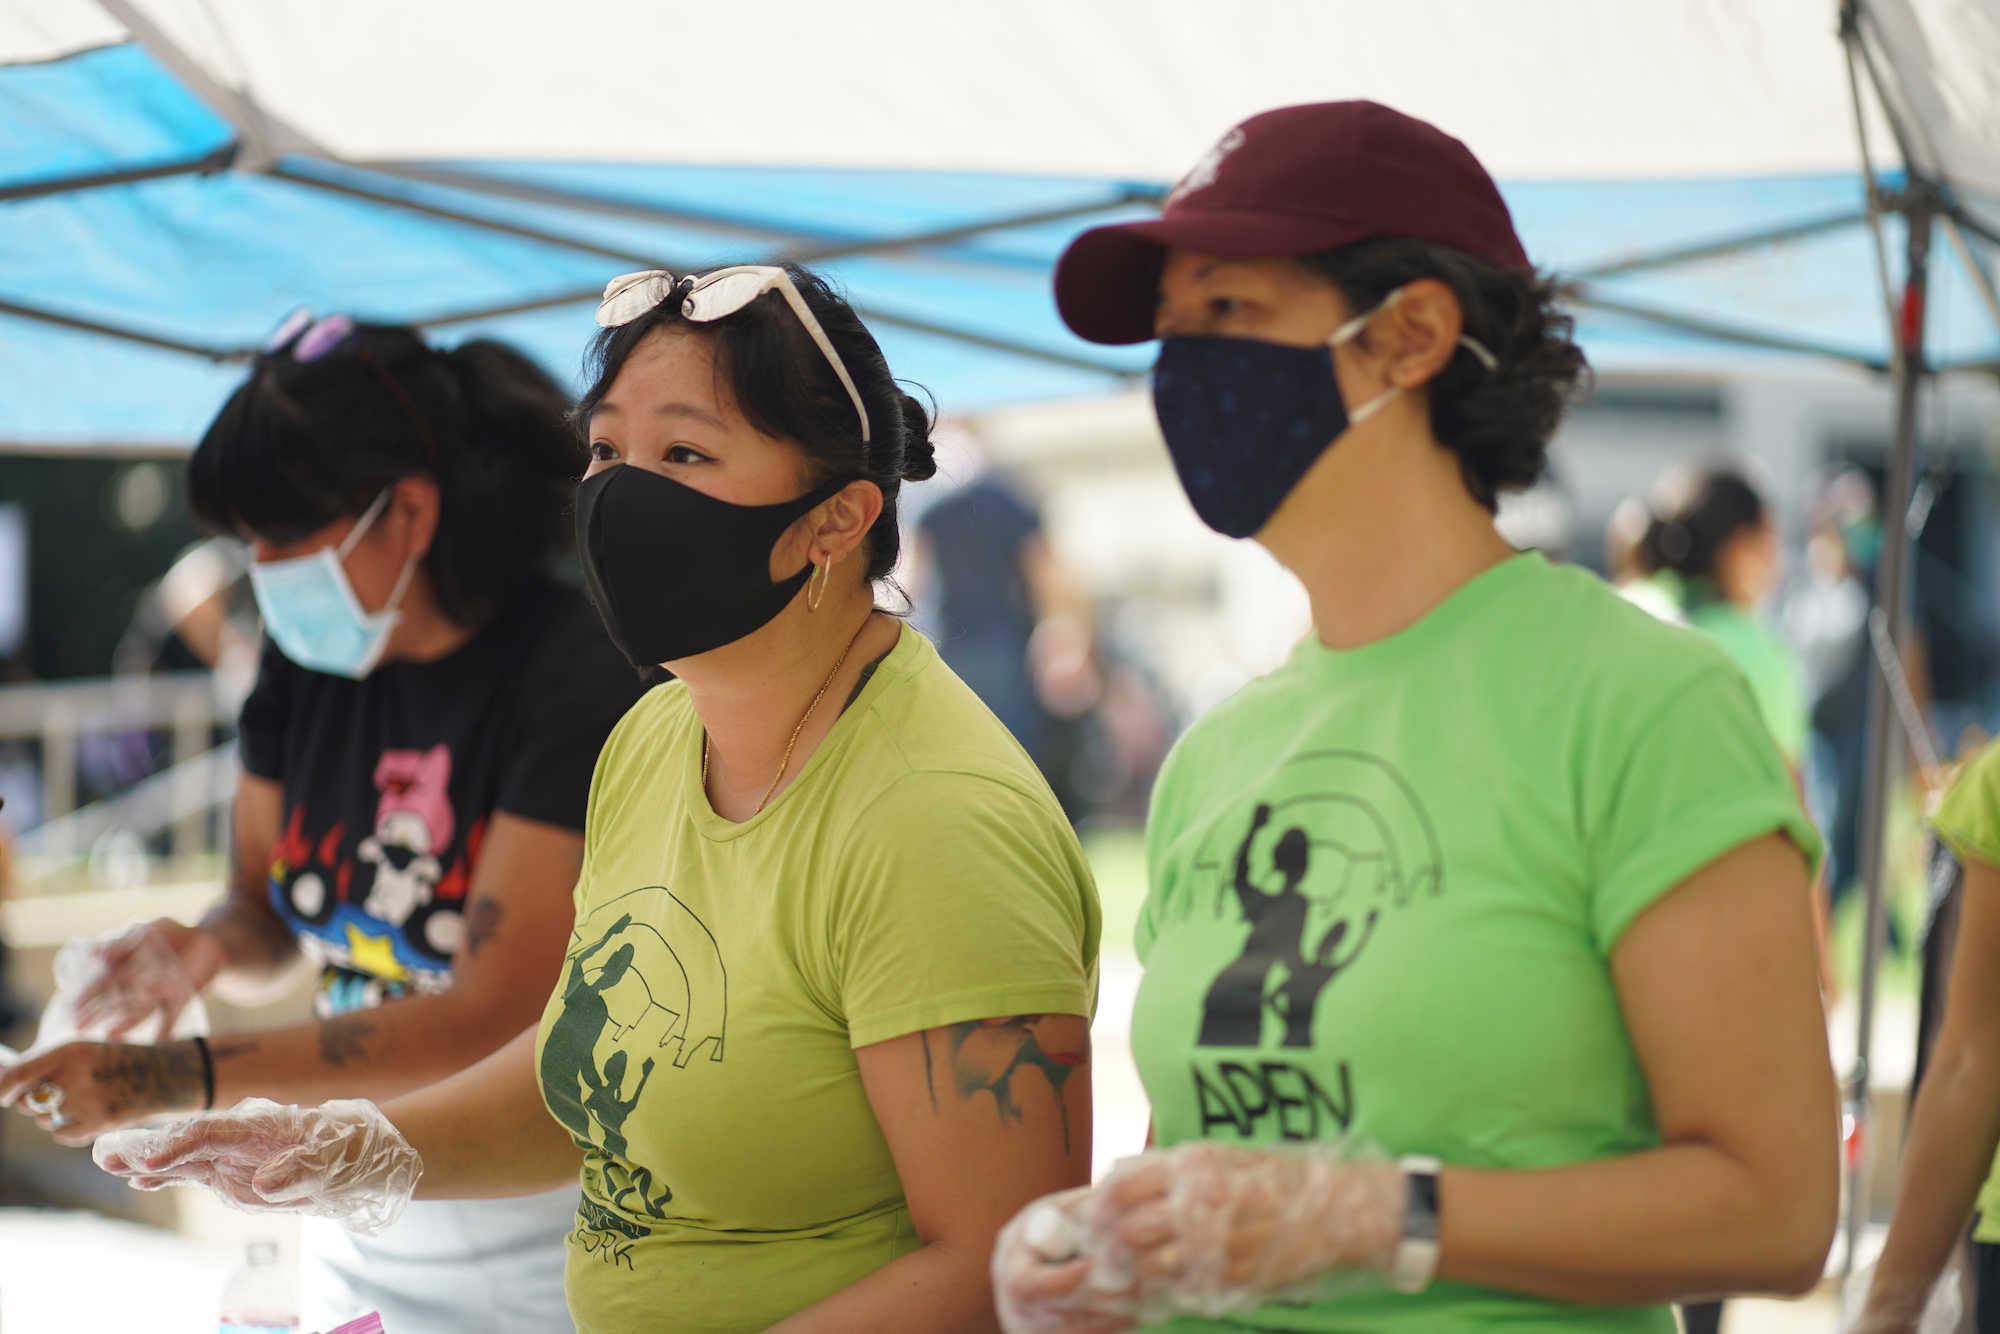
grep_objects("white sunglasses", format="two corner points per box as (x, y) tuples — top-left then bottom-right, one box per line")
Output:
(595, 266), (871, 443)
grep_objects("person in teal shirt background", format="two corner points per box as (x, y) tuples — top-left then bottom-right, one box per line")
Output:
(1638, 462), (1811, 767)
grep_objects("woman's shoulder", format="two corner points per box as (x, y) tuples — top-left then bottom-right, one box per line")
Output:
(1522, 558), (1748, 703)
(848, 627), (1066, 812)
(1936, 741), (2000, 866)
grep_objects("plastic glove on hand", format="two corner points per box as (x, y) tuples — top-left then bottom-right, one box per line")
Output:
(1090, 1142), (1403, 1322)
(94, 1097), (422, 1235)
(43, 921), (214, 1046)
(994, 1185), (1144, 1334)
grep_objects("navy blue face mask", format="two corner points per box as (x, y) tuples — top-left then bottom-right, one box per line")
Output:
(1150, 287), (1497, 538)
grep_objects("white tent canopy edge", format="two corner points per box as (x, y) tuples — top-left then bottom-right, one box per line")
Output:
(0, 0), (1966, 186)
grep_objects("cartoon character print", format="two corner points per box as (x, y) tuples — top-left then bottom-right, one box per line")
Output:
(266, 743), (480, 1014)
(357, 746), (455, 939)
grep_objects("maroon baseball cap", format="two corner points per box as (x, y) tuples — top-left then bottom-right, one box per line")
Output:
(1055, 101), (1530, 345)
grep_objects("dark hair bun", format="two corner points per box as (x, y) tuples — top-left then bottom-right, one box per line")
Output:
(897, 392), (939, 482)
(1301, 238), (1588, 512)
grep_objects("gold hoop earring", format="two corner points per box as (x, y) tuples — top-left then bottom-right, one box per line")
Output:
(805, 561), (828, 612)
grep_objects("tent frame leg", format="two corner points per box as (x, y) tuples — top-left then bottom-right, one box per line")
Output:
(1842, 180), (1936, 1280)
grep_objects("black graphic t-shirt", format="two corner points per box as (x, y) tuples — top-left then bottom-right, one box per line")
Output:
(240, 575), (646, 1016)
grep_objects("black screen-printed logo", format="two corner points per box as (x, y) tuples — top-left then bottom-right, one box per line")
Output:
(1188, 751), (1443, 1049)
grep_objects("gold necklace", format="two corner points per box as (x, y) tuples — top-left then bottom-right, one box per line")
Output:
(703, 620), (868, 816)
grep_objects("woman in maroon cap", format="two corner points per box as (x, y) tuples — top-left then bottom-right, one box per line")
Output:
(994, 101), (1835, 1334)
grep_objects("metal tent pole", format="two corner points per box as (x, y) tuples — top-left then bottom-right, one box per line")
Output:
(1841, 182), (1935, 1276)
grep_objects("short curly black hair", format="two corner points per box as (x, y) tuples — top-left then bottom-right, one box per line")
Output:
(1299, 238), (1589, 512)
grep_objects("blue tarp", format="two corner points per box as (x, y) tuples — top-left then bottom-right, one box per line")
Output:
(4, 42), (1997, 446)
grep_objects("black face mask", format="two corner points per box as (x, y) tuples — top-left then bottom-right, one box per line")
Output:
(575, 463), (850, 668)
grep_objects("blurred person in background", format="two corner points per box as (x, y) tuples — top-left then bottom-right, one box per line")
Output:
(1852, 741), (2000, 1334)
(1638, 462), (1809, 771)
(1792, 466), (1883, 914)
(1, 318), (644, 1334)
(913, 451), (1101, 817)
(95, 265), (1099, 1334)
(996, 99), (1834, 1334)
(1605, 494), (1687, 625)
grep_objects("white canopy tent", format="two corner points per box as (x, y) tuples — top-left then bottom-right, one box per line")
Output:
(0, 0), (1974, 183)
(8, 0), (2000, 1291)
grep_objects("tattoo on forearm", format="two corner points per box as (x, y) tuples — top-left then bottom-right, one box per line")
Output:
(208, 1039), (261, 1063)
(92, 1041), (205, 1118)
(464, 898), (504, 956)
(922, 1015), (1089, 1151)
(318, 1014), (379, 1069)
(922, 1028), (939, 1113)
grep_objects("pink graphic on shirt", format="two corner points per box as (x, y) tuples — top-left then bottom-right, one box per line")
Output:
(357, 745), (453, 930)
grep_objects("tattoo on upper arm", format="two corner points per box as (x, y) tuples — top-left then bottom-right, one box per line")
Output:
(464, 897), (504, 956)
(921, 1015), (1089, 1151)
(93, 1042), (204, 1118)
(318, 1014), (379, 1068)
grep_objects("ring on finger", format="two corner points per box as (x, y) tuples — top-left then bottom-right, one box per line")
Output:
(22, 1080), (64, 1117)
(46, 1109), (73, 1129)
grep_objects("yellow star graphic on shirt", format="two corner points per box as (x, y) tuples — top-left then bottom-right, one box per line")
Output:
(345, 922), (409, 983)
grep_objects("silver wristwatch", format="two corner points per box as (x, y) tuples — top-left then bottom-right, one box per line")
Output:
(1388, 1155), (1442, 1294)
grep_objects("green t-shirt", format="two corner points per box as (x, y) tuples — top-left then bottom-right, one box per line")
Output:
(534, 624), (1100, 1334)
(1931, 742), (2000, 1243)
(1132, 553), (1819, 1334)
(1686, 601), (1810, 765)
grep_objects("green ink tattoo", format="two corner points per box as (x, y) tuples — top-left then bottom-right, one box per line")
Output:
(929, 1015), (1088, 1152)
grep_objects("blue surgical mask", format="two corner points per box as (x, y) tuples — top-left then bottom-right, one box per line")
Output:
(1151, 286), (1498, 538)
(248, 489), (416, 678)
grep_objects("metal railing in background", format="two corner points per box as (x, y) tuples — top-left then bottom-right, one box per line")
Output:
(0, 670), (242, 883)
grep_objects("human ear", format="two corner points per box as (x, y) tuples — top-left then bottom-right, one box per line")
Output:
(1377, 278), (1466, 390)
(389, 474), (443, 562)
(809, 480), (885, 570)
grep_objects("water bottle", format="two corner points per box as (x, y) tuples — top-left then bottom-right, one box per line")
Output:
(218, 1241), (299, 1334)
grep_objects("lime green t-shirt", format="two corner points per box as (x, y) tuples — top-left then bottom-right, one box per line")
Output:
(1687, 601), (1810, 765)
(1133, 553), (1819, 1334)
(534, 624), (1100, 1334)
(1931, 742), (2000, 1243)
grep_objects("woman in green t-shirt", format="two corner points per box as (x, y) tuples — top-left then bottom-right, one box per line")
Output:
(1636, 462), (1810, 767)
(95, 264), (1102, 1334)
(995, 101), (1834, 1334)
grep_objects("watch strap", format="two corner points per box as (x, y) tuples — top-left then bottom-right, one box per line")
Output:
(1388, 1154), (1441, 1294)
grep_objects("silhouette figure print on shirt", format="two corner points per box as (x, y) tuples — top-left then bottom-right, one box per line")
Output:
(1190, 751), (1443, 1049)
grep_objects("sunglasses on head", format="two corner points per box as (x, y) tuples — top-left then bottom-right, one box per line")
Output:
(595, 266), (872, 444)
(261, 308), (438, 462)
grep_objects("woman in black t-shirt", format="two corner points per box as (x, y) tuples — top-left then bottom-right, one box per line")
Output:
(1, 319), (643, 1334)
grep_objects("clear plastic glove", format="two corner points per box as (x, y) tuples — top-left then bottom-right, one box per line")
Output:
(93, 1097), (423, 1236)
(1839, 1259), (1964, 1334)
(994, 1142), (1401, 1334)
(38, 920), (216, 1047)
(993, 1186), (1142, 1334)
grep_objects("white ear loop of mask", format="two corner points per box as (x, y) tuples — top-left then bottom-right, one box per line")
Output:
(339, 487), (419, 617)
(1328, 286), (1502, 426)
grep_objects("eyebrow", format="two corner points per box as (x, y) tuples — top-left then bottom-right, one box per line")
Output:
(651, 400), (727, 430)
(589, 399), (726, 430)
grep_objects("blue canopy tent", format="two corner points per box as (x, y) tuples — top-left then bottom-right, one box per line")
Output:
(2, 0), (1997, 449)
(6, 0), (2000, 1287)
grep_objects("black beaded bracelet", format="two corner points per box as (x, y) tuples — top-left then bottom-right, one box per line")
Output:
(191, 1034), (215, 1111)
